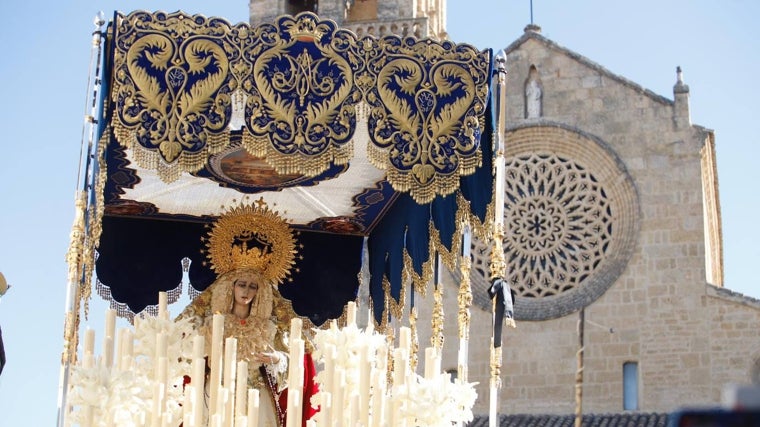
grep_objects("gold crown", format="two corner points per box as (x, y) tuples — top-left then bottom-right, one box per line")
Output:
(205, 197), (298, 285)
(284, 14), (326, 42)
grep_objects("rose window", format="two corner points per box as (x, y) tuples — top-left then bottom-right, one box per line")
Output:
(469, 125), (639, 320)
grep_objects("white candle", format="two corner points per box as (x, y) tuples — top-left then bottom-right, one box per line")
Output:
(104, 309), (116, 367)
(193, 334), (205, 359)
(318, 392), (332, 426)
(346, 301), (356, 327)
(393, 348), (407, 386)
(115, 328), (125, 370)
(349, 393), (359, 426)
(224, 336), (238, 388)
(191, 336), (206, 427)
(359, 344), (371, 427)
(122, 329), (133, 368)
(210, 313), (224, 415)
(399, 327), (411, 352)
(290, 317), (303, 339)
(322, 344), (335, 425)
(286, 336), (304, 427)
(247, 389), (260, 427)
(332, 368), (345, 426)
(234, 415), (247, 427)
(235, 360), (248, 416)
(424, 347), (436, 379)
(102, 336), (113, 368)
(217, 388), (228, 425)
(371, 370), (386, 427)
(158, 291), (168, 320)
(183, 385), (194, 427)
(83, 328), (95, 356)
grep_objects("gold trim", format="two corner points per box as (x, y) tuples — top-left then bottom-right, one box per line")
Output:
(409, 305), (419, 373)
(431, 284), (445, 351)
(457, 252), (472, 340)
(490, 343), (502, 389)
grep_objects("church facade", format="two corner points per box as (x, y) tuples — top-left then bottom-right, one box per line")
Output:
(249, 0), (760, 416)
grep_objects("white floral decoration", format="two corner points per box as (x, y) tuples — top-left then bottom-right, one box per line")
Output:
(67, 314), (197, 427)
(392, 373), (478, 427)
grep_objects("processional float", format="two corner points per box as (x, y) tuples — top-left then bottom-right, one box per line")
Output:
(59, 10), (514, 427)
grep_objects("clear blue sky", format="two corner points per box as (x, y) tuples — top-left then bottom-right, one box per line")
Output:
(0, 1), (757, 426)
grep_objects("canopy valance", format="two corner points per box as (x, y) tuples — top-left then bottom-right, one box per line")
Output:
(88, 10), (495, 324)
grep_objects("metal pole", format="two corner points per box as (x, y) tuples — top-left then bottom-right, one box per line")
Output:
(575, 308), (585, 427)
(56, 13), (106, 427)
(489, 50), (508, 427)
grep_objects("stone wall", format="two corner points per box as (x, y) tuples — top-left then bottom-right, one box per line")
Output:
(413, 29), (760, 416)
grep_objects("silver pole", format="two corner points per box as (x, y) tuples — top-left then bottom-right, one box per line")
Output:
(489, 49), (508, 427)
(56, 12), (106, 427)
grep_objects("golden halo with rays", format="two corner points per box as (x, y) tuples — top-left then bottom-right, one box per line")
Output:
(204, 197), (298, 286)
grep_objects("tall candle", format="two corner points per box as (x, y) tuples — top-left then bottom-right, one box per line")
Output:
(83, 328), (95, 356)
(183, 385), (194, 427)
(318, 392), (332, 426)
(346, 301), (356, 327)
(332, 368), (345, 427)
(104, 309), (116, 367)
(399, 327), (411, 352)
(371, 370), (386, 427)
(234, 415), (247, 427)
(209, 313), (224, 415)
(359, 344), (371, 427)
(321, 345), (335, 425)
(224, 337), (238, 388)
(247, 389), (260, 427)
(122, 329), (133, 370)
(193, 334), (205, 359)
(155, 332), (167, 380)
(115, 328), (125, 370)
(235, 360), (248, 416)
(424, 347), (436, 379)
(286, 336), (304, 427)
(158, 291), (168, 320)
(290, 317), (302, 339)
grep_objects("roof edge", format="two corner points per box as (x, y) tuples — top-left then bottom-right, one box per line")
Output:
(503, 31), (674, 106)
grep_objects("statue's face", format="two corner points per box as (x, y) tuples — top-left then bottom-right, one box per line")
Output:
(232, 274), (259, 307)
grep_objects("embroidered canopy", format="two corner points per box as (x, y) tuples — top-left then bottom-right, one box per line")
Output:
(87, 10), (495, 325)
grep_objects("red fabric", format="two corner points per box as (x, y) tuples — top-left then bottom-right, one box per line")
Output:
(279, 353), (320, 427)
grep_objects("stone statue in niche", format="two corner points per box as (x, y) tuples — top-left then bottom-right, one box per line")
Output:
(525, 66), (543, 119)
